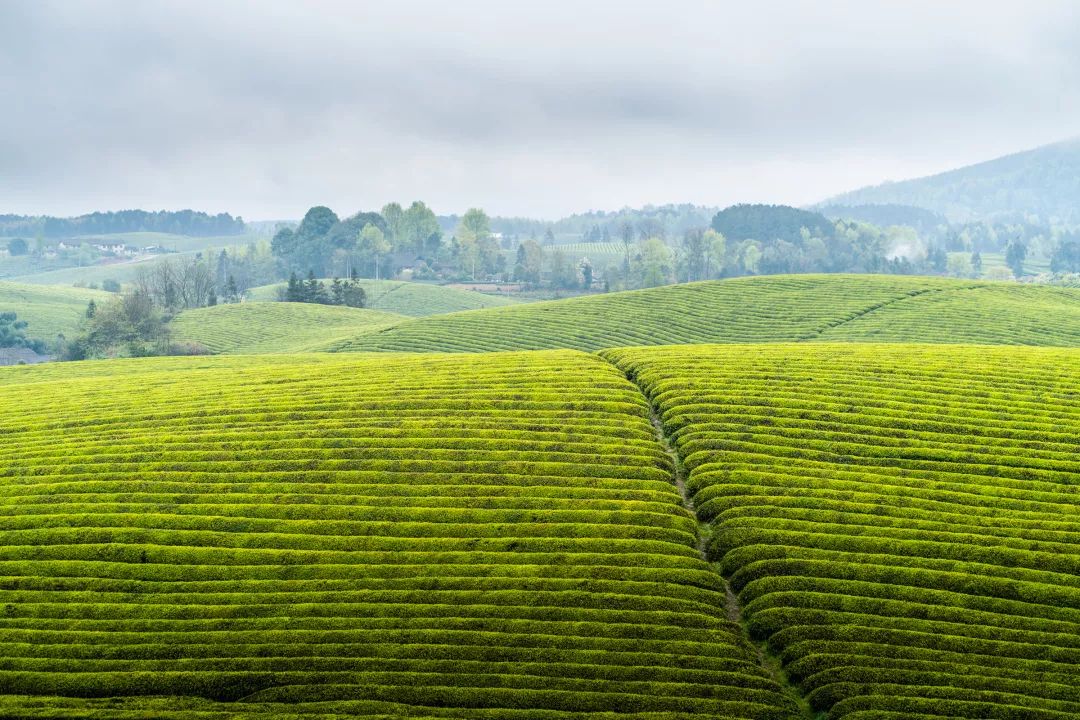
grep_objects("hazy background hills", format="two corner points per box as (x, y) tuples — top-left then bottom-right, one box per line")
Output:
(818, 138), (1080, 225)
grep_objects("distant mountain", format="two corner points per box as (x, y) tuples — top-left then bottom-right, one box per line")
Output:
(819, 138), (1080, 225)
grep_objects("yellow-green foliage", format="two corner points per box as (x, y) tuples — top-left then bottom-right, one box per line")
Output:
(0, 351), (799, 719)
(0, 281), (110, 341)
(604, 342), (1080, 720)
(247, 280), (522, 316)
(170, 302), (407, 354)
(817, 282), (1080, 344)
(323, 275), (1080, 353)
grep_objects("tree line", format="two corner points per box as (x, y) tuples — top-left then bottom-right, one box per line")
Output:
(0, 210), (245, 239)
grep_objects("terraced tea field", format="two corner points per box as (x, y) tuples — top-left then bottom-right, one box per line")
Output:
(0, 281), (110, 341)
(604, 343), (1080, 719)
(322, 275), (1080, 353)
(171, 302), (407, 353)
(815, 282), (1080, 345)
(247, 280), (522, 316)
(0, 352), (800, 719)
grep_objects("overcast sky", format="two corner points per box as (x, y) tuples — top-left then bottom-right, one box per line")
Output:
(2, 1), (1078, 220)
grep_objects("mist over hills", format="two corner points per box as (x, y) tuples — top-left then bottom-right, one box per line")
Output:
(819, 138), (1080, 225)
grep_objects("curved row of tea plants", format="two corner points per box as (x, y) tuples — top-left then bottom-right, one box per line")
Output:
(604, 343), (1080, 719)
(246, 279), (522, 316)
(817, 283), (1080, 345)
(321, 275), (1080, 354)
(0, 351), (799, 719)
(0, 281), (110, 341)
(171, 302), (407, 354)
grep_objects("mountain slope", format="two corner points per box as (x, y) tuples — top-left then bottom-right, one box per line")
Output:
(820, 138), (1080, 224)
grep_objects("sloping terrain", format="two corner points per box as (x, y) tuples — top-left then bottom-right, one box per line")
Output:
(819, 138), (1080, 223)
(604, 343), (1080, 719)
(0, 281), (110, 341)
(321, 275), (1080, 353)
(247, 280), (522, 316)
(0, 351), (800, 719)
(171, 302), (407, 354)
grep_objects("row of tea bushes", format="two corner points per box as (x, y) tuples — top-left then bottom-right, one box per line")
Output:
(605, 342), (1080, 719)
(322, 275), (1080, 354)
(0, 351), (799, 719)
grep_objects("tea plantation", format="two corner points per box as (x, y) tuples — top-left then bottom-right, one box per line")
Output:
(171, 302), (407, 354)
(0, 351), (800, 719)
(246, 280), (522, 316)
(604, 343), (1080, 719)
(320, 275), (1080, 353)
(0, 281), (110, 341)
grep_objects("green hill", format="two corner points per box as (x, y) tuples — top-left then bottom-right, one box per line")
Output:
(0, 350), (800, 719)
(171, 302), (406, 354)
(604, 342), (1080, 719)
(247, 280), (522, 316)
(0, 281), (110, 341)
(320, 275), (1080, 353)
(820, 137), (1080, 224)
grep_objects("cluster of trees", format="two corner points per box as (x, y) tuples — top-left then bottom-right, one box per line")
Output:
(64, 290), (179, 360)
(1050, 238), (1080, 273)
(0, 210), (245, 238)
(272, 202), (441, 279)
(0, 312), (45, 353)
(281, 272), (367, 307)
(512, 241), (591, 290)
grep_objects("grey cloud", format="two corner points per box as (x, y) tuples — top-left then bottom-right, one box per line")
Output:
(2, 0), (1079, 219)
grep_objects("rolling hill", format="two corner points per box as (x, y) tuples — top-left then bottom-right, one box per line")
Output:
(0, 281), (110, 341)
(246, 280), (522, 316)
(319, 275), (1080, 353)
(0, 351), (802, 719)
(820, 137), (1080, 224)
(170, 302), (407, 354)
(604, 342), (1080, 719)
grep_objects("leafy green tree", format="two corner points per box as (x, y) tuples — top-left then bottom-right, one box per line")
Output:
(0, 312), (43, 351)
(455, 209), (492, 279)
(679, 229), (707, 282)
(971, 250), (983, 275)
(86, 300), (97, 319)
(358, 223), (391, 280)
(635, 238), (673, 288)
(272, 206), (340, 273)
(1005, 239), (1028, 278)
(380, 202), (405, 245)
(6, 238), (28, 256)
(703, 229), (726, 279)
(1050, 240), (1080, 273)
(548, 249), (578, 289)
(580, 258), (594, 290)
(402, 201), (442, 254)
(947, 253), (974, 278)
(514, 239), (543, 284)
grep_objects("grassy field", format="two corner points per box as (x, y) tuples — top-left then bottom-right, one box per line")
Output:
(171, 302), (407, 354)
(0, 281), (110, 341)
(5, 234), (260, 287)
(248, 280), (523, 316)
(0, 351), (800, 718)
(604, 342), (1080, 719)
(12, 254), (189, 287)
(321, 274), (1080, 353)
